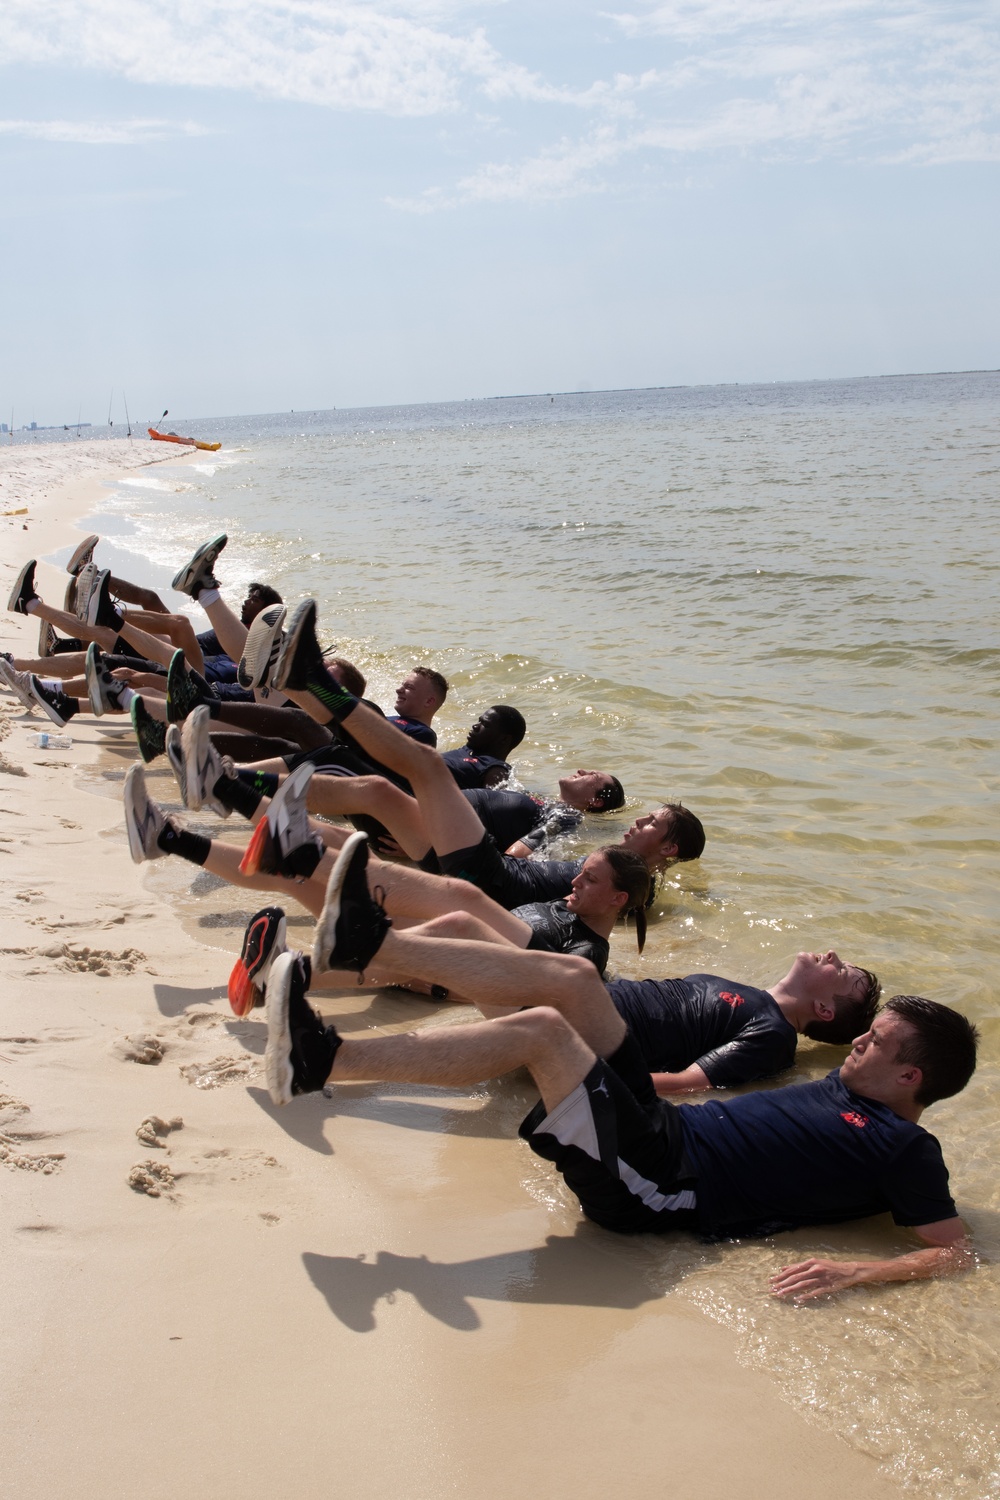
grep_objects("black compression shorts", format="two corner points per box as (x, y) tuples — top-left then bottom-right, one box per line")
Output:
(437, 832), (583, 911)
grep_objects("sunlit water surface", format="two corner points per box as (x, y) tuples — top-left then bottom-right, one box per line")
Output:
(79, 373), (999, 1495)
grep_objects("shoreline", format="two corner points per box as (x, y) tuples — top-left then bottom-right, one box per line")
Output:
(0, 440), (903, 1499)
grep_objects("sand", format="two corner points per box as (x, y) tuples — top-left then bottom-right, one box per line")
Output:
(0, 438), (903, 1499)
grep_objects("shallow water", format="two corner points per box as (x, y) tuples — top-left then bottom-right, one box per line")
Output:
(80, 373), (1000, 1494)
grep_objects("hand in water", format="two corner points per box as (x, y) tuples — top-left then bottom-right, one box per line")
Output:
(770, 1257), (861, 1302)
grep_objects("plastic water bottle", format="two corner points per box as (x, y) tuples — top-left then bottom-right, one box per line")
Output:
(28, 731), (73, 749)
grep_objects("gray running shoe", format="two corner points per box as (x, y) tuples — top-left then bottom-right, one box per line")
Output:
(165, 723), (189, 805)
(180, 704), (230, 816)
(67, 534), (99, 576)
(237, 603), (287, 690)
(265, 951), (339, 1106)
(123, 764), (168, 864)
(8, 559), (38, 615)
(85, 642), (127, 716)
(312, 832), (391, 975)
(171, 534), (227, 597)
(37, 618), (58, 657)
(74, 562), (98, 621)
(0, 659), (38, 711)
(130, 696), (166, 763)
(266, 761), (323, 876)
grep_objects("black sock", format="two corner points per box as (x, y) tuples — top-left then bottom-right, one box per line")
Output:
(156, 822), (210, 865)
(239, 769), (279, 799)
(213, 773), (262, 820)
(303, 667), (357, 724)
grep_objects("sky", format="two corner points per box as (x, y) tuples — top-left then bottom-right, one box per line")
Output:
(2, 0), (998, 425)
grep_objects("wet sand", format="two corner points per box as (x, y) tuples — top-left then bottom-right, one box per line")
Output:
(0, 439), (904, 1499)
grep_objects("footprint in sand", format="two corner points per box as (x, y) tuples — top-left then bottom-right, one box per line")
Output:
(179, 1055), (257, 1089)
(25, 943), (148, 977)
(135, 1116), (183, 1148)
(0, 1088), (64, 1173)
(128, 1161), (176, 1198)
(114, 1034), (165, 1065)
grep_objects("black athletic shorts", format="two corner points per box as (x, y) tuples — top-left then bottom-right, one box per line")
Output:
(519, 1032), (698, 1235)
(438, 832), (583, 911)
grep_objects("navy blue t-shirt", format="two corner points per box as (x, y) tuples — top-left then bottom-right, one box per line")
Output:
(387, 715), (437, 747)
(678, 1070), (957, 1239)
(514, 899), (609, 975)
(463, 789), (547, 850)
(441, 748), (510, 789)
(608, 974), (797, 1088)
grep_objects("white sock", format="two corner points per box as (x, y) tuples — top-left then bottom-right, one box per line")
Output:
(199, 587), (221, 607)
(24, 598), (39, 615)
(118, 685), (137, 709)
(40, 677), (62, 692)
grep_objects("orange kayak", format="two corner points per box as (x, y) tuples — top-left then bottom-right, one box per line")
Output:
(148, 427), (221, 452)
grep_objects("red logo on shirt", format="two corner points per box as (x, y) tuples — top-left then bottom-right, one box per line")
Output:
(718, 991), (745, 1008)
(840, 1111), (869, 1129)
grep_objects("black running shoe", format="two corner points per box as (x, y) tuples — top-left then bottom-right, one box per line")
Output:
(229, 906), (287, 1017)
(171, 534), (228, 597)
(67, 534), (99, 576)
(166, 649), (211, 723)
(28, 677), (77, 727)
(131, 695), (167, 763)
(265, 951), (340, 1106)
(8, 560), (38, 615)
(271, 599), (324, 692)
(86, 570), (125, 632)
(312, 832), (391, 975)
(84, 642), (126, 715)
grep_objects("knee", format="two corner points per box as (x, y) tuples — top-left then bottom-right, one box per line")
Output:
(510, 1005), (572, 1048)
(418, 911), (477, 940)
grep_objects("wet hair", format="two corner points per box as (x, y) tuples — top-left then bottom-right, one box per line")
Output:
(412, 666), (448, 708)
(884, 994), (979, 1106)
(247, 581), (283, 607)
(323, 655), (366, 697)
(590, 775), (625, 813)
(489, 705), (526, 748)
(804, 966), (881, 1044)
(662, 802), (706, 862)
(599, 845), (651, 955)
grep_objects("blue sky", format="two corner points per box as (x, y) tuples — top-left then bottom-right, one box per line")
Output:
(2, 0), (998, 425)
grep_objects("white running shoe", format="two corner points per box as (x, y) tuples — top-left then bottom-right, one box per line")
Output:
(237, 603), (286, 690)
(123, 764), (168, 864)
(0, 659), (38, 711)
(180, 704), (230, 816)
(74, 562), (98, 621)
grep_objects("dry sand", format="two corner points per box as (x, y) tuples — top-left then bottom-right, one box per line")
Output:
(0, 439), (902, 1499)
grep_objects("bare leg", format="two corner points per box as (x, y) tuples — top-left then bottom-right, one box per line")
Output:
(201, 841), (329, 916)
(304, 775), (430, 860)
(331, 1006), (597, 1114)
(212, 700), (331, 752)
(365, 855), (530, 944)
(110, 577), (167, 612)
(120, 611), (205, 673)
(14, 650), (87, 676)
(200, 595), (248, 664)
(28, 598), (119, 652)
(359, 909), (520, 998)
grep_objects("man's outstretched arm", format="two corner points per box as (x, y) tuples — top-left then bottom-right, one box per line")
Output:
(769, 1217), (973, 1301)
(651, 1064), (712, 1094)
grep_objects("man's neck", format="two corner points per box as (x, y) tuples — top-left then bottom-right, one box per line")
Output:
(768, 981), (811, 1033)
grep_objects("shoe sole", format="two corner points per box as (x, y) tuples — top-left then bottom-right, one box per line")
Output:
(266, 760), (315, 861)
(229, 908), (287, 1017)
(165, 724), (188, 804)
(85, 643), (104, 717)
(63, 576), (78, 615)
(0, 663), (37, 712)
(166, 649), (197, 723)
(67, 535), (99, 576)
(239, 816), (273, 876)
(131, 697), (165, 764)
(238, 604), (286, 690)
(271, 599), (317, 693)
(74, 563), (96, 621)
(7, 560), (36, 614)
(180, 703), (225, 811)
(312, 831), (368, 974)
(123, 764), (162, 864)
(171, 534), (228, 595)
(264, 952), (297, 1106)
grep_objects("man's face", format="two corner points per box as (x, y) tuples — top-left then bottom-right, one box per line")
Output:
(395, 672), (432, 719)
(241, 588), (270, 627)
(465, 709), (503, 755)
(786, 950), (871, 1006)
(565, 853), (620, 922)
(558, 769), (615, 812)
(839, 1012), (916, 1099)
(622, 808), (678, 868)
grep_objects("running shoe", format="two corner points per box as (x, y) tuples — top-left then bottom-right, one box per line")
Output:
(63, 575), (78, 615)
(265, 762), (322, 874)
(180, 704), (230, 816)
(171, 534), (227, 598)
(312, 832), (391, 975)
(166, 649), (212, 723)
(37, 618), (58, 658)
(165, 723), (188, 805)
(67, 534), (99, 576)
(74, 562), (98, 621)
(265, 951), (339, 1106)
(228, 906), (288, 1017)
(271, 599), (324, 692)
(86, 570), (125, 632)
(237, 603), (287, 690)
(8, 560), (37, 615)
(239, 815), (276, 876)
(130, 695), (166, 763)
(29, 677), (76, 727)
(84, 642), (127, 716)
(123, 764), (168, 864)
(0, 660), (38, 711)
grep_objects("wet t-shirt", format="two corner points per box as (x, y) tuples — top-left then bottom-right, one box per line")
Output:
(518, 800), (583, 852)
(441, 748), (511, 789)
(514, 899), (609, 975)
(677, 1070), (957, 1238)
(607, 974), (797, 1087)
(463, 789), (550, 850)
(387, 715), (437, 747)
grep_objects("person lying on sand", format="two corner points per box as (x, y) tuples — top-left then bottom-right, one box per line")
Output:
(258, 842), (978, 1299)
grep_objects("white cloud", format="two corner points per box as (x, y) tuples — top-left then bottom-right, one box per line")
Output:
(0, 118), (209, 144)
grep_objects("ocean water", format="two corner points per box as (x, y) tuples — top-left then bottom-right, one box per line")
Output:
(83, 373), (999, 1494)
